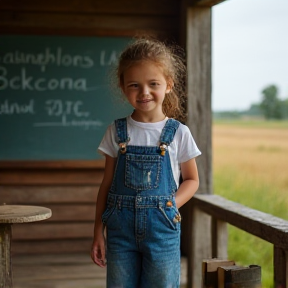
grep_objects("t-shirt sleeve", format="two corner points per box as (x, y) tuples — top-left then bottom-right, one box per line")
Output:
(177, 124), (201, 163)
(97, 123), (119, 158)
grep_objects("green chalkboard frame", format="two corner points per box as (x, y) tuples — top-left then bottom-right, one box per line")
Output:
(0, 35), (133, 161)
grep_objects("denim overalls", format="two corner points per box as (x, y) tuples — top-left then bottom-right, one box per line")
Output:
(102, 118), (182, 288)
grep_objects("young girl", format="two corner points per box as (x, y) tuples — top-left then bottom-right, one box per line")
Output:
(91, 38), (201, 288)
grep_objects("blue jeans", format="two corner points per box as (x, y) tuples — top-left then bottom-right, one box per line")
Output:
(102, 118), (181, 288)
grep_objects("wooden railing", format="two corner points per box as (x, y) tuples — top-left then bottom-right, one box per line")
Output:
(192, 194), (288, 288)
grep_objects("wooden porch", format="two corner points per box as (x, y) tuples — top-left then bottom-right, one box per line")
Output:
(12, 253), (188, 288)
(8, 192), (288, 288)
(1, 0), (288, 287)
(1, 0), (213, 286)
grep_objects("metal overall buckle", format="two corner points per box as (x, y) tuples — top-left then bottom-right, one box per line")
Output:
(118, 138), (130, 154)
(159, 143), (168, 156)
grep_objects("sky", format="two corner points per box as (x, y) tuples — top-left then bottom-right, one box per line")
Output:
(212, 0), (288, 111)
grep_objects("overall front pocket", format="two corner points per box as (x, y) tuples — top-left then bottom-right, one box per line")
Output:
(101, 205), (116, 225)
(125, 154), (162, 190)
(158, 198), (181, 231)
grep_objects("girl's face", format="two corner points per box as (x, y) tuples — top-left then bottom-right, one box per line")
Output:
(121, 61), (171, 122)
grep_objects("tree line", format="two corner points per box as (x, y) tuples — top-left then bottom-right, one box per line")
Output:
(214, 84), (288, 120)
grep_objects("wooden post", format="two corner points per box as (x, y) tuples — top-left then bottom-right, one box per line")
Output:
(190, 206), (212, 287)
(0, 224), (13, 288)
(274, 246), (288, 288)
(185, 6), (213, 288)
(211, 218), (228, 259)
(186, 6), (212, 195)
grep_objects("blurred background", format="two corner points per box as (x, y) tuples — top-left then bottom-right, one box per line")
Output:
(212, 1), (288, 286)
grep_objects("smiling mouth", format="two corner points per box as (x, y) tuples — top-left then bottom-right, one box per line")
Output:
(137, 99), (153, 103)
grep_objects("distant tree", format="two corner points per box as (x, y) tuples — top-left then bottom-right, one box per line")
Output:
(280, 99), (288, 119)
(260, 85), (283, 119)
(246, 103), (262, 116)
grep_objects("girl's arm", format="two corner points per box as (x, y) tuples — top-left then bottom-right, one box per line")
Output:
(91, 154), (116, 267)
(175, 158), (199, 208)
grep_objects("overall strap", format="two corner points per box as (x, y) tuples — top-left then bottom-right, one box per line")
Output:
(159, 119), (180, 156)
(115, 118), (130, 154)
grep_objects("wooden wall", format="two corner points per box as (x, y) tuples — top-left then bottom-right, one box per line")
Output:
(0, 0), (181, 254)
(0, 161), (104, 254)
(0, 0), (180, 37)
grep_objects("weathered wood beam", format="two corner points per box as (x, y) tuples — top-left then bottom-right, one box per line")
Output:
(0, 0), (179, 15)
(185, 6), (213, 288)
(0, 160), (105, 169)
(1, 186), (98, 204)
(211, 217), (228, 259)
(193, 194), (288, 250)
(11, 239), (93, 254)
(186, 7), (212, 195)
(0, 224), (12, 288)
(12, 222), (94, 240)
(189, 207), (211, 288)
(0, 12), (179, 34)
(187, 0), (227, 7)
(0, 169), (104, 185)
(274, 246), (288, 288)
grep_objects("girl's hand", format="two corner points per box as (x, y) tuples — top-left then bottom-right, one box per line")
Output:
(91, 155), (116, 268)
(91, 234), (106, 268)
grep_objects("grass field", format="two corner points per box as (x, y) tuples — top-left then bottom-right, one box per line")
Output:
(212, 120), (288, 287)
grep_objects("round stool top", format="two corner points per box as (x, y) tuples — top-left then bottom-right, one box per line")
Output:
(0, 205), (52, 224)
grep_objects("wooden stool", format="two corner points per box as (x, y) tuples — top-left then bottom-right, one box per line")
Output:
(0, 204), (52, 288)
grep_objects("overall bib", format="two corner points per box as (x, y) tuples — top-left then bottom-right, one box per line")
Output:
(102, 118), (182, 288)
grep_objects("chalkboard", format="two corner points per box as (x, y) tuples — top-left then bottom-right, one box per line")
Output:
(0, 35), (133, 160)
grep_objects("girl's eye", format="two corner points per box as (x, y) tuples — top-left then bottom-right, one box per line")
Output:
(128, 84), (138, 88)
(150, 82), (159, 87)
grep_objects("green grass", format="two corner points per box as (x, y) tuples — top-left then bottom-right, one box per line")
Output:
(213, 120), (288, 287)
(214, 164), (288, 287)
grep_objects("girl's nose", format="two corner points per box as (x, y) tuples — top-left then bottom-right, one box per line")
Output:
(141, 86), (149, 95)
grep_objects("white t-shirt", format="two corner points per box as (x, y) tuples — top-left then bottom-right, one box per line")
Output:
(98, 116), (201, 187)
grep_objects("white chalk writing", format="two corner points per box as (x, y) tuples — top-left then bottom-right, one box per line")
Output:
(45, 100), (89, 117)
(0, 67), (88, 91)
(0, 99), (35, 115)
(100, 50), (119, 66)
(0, 48), (94, 71)
(34, 115), (103, 130)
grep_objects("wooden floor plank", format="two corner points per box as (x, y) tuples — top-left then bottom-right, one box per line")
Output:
(12, 253), (187, 288)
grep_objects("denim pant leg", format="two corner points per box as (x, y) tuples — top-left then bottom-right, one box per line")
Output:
(107, 247), (141, 288)
(140, 243), (181, 288)
(105, 206), (141, 288)
(139, 205), (181, 288)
